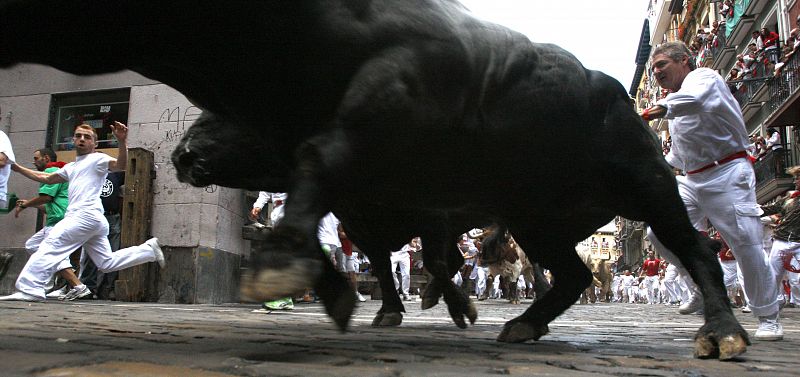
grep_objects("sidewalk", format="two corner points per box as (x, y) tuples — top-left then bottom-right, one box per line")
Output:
(0, 297), (797, 376)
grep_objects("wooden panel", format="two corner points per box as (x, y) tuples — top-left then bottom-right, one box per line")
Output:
(115, 148), (157, 302)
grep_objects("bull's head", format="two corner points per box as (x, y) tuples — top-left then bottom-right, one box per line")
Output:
(171, 112), (291, 191)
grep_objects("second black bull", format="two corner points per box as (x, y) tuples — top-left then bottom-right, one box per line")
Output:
(0, 0), (747, 359)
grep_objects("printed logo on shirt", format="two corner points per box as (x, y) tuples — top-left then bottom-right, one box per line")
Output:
(100, 179), (113, 198)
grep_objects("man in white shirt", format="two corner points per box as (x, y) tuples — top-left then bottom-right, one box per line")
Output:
(640, 41), (782, 340)
(0, 128), (15, 209)
(0, 122), (164, 302)
(391, 237), (420, 301)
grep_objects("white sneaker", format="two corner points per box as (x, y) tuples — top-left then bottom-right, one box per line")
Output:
(46, 287), (67, 299)
(755, 314), (784, 341)
(742, 305), (752, 313)
(679, 292), (703, 314)
(0, 291), (44, 302)
(356, 292), (366, 302)
(146, 238), (165, 268)
(61, 285), (92, 301)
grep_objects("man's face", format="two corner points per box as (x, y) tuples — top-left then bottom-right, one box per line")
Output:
(647, 252), (655, 259)
(652, 53), (690, 92)
(32, 151), (48, 171)
(73, 129), (97, 155)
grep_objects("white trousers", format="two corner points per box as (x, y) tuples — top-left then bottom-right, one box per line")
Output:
(648, 160), (778, 317)
(16, 210), (156, 299)
(471, 266), (488, 297)
(390, 250), (411, 295)
(643, 275), (660, 304)
(663, 264), (682, 303)
(768, 239), (800, 305)
(25, 226), (73, 272)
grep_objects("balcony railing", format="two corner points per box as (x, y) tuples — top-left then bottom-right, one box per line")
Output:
(766, 51), (800, 112)
(754, 146), (792, 189)
(729, 77), (769, 108)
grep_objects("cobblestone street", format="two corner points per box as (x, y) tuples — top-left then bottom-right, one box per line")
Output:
(0, 297), (797, 376)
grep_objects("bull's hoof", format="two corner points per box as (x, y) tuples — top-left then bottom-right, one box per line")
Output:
(421, 282), (442, 310)
(422, 283), (442, 310)
(446, 294), (477, 329)
(372, 312), (402, 327)
(694, 334), (748, 360)
(466, 300), (478, 325)
(497, 320), (549, 343)
(324, 287), (356, 332)
(694, 319), (750, 360)
(240, 257), (321, 301)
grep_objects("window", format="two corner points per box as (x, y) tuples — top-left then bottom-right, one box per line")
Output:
(49, 89), (130, 153)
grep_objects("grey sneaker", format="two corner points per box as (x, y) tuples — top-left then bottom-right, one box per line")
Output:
(146, 238), (165, 268)
(679, 292), (703, 314)
(61, 285), (92, 301)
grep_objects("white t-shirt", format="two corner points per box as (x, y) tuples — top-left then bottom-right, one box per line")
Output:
(0, 130), (15, 205)
(56, 152), (114, 215)
(657, 68), (748, 172)
(317, 212), (341, 247)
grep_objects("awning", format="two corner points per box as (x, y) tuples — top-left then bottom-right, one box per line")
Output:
(629, 19), (651, 96)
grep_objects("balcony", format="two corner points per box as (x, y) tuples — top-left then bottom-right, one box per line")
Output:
(744, 0), (768, 15)
(727, 15), (756, 49)
(729, 77), (768, 121)
(763, 50), (800, 127)
(754, 145), (794, 202)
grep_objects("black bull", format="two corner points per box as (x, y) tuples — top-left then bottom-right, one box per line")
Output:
(0, 0), (748, 359)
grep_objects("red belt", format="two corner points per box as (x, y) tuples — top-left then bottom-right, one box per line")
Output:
(686, 151), (748, 174)
(274, 200), (284, 206)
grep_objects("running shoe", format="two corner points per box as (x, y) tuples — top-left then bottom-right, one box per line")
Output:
(61, 285), (92, 301)
(262, 297), (294, 310)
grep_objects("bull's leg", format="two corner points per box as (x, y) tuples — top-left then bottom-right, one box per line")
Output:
(531, 263), (551, 301)
(618, 171), (747, 358)
(420, 228), (476, 328)
(240, 136), (355, 330)
(368, 248), (406, 327)
(507, 276), (519, 304)
(497, 244), (593, 342)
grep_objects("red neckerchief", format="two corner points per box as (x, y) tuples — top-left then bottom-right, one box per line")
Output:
(45, 161), (66, 169)
(791, 191), (800, 198)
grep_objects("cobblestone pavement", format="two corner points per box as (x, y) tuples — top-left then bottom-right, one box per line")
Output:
(0, 296), (797, 376)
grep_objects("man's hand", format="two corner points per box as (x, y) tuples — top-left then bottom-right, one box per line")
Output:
(640, 105), (666, 122)
(110, 121), (128, 143)
(13, 199), (27, 218)
(249, 207), (262, 221)
(0, 152), (7, 168)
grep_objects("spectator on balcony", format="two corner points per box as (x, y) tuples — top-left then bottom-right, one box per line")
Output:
(720, 0), (733, 20)
(726, 68), (741, 93)
(766, 128), (784, 153)
(736, 53), (754, 79)
(761, 27), (781, 65)
(753, 31), (764, 52)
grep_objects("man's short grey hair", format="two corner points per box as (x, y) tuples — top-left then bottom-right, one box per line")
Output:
(651, 41), (697, 70)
